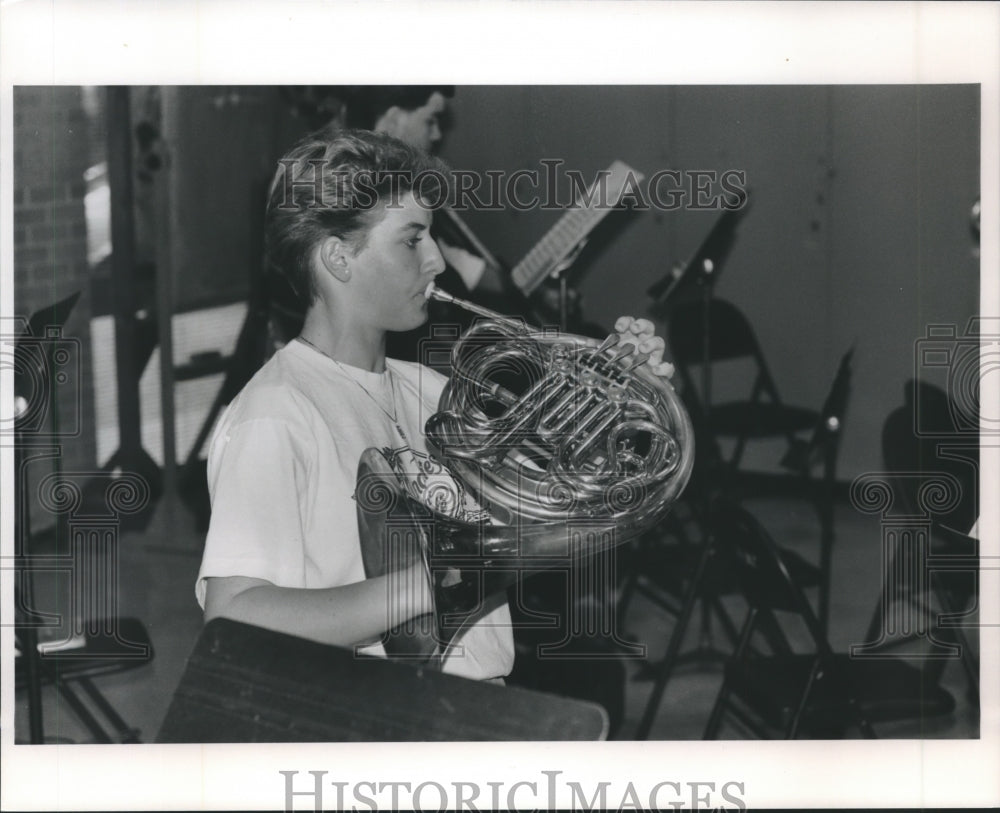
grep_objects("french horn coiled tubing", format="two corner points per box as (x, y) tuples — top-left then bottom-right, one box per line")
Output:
(423, 283), (693, 528)
(358, 282), (695, 661)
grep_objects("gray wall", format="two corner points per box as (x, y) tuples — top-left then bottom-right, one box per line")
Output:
(439, 85), (980, 479)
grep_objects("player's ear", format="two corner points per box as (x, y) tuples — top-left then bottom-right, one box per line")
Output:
(317, 236), (351, 282)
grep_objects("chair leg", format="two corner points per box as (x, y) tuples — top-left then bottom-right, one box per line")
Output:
(842, 670), (879, 739)
(755, 606), (793, 655)
(706, 595), (742, 649)
(852, 701), (878, 739)
(619, 512), (696, 624)
(785, 660), (878, 740)
(861, 537), (908, 648)
(729, 432), (749, 470)
(77, 677), (142, 743)
(785, 657), (821, 738)
(54, 681), (114, 744)
(816, 465), (836, 636)
(957, 632), (980, 705)
(934, 586), (979, 704)
(18, 626), (46, 744)
(51, 676), (143, 744)
(726, 703), (772, 739)
(635, 538), (714, 739)
(616, 546), (641, 623)
(703, 609), (758, 740)
(702, 674), (732, 740)
(860, 547), (971, 671)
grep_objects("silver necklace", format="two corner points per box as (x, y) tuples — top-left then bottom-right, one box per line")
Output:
(296, 335), (409, 443)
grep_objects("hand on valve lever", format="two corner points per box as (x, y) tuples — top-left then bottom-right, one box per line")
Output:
(613, 316), (675, 379)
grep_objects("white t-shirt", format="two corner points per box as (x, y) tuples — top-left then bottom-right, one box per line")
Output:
(196, 339), (514, 681)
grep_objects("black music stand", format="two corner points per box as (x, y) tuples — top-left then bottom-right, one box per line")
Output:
(630, 207), (749, 676)
(513, 162), (646, 332)
(648, 206), (745, 309)
(520, 229), (605, 332)
(648, 203), (749, 450)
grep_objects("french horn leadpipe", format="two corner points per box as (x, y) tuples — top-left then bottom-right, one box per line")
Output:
(357, 283), (695, 663)
(423, 281), (525, 330)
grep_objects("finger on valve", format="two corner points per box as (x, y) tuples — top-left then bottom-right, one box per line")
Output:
(652, 360), (675, 379)
(614, 315), (636, 335)
(614, 315), (650, 349)
(630, 318), (655, 339)
(637, 336), (675, 379)
(638, 336), (665, 362)
(613, 317), (673, 377)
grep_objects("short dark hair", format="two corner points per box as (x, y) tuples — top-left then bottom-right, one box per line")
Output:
(342, 86), (455, 129)
(264, 128), (448, 306)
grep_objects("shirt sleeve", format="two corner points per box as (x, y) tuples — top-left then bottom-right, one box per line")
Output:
(195, 414), (313, 607)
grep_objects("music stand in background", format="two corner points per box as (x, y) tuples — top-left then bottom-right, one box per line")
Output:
(648, 205), (746, 307)
(648, 202), (749, 433)
(621, 206), (750, 692)
(511, 161), (645, 331)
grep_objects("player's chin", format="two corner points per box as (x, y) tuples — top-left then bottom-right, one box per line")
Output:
(391, 301), (430, 332)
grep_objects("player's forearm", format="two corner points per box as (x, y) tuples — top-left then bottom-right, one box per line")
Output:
(203, 568), (432, 648)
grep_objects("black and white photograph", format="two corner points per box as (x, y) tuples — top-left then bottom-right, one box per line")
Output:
(2, 2), (998, 810)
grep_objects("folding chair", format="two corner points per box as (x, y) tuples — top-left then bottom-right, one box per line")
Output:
(703, 500), (954, 739)
(667, 298), (820, 477)
(14, 295), (154, 742)
(668, 297), (854, 630)
(628, 493), (819, 740)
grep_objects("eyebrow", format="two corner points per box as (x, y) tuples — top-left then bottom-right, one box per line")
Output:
(400, 221), (428, 232)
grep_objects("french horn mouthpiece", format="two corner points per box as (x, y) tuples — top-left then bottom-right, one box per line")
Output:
(424, 283), (527, 332)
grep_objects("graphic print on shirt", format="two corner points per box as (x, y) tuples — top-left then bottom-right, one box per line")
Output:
(380, 444), (492, 524)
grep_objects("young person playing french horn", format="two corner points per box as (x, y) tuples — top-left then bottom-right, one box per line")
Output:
(196, 128), (674, 681)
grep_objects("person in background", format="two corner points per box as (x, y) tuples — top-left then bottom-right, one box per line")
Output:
(343, 85), (512, 363)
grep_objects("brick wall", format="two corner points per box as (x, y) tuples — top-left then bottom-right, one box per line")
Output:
(14, 86), (98, 532)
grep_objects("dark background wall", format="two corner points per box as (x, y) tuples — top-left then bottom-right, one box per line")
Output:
(13, 84), (980, 484)
(440, 85), (980, 478)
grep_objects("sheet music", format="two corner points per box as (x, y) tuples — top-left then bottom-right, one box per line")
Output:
(511, 160), (642, 295)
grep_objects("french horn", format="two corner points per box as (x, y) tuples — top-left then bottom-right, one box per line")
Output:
(357, 283), (694, 663)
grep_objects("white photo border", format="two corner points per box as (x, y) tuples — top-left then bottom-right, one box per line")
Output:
(1, 1), (998, 809)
